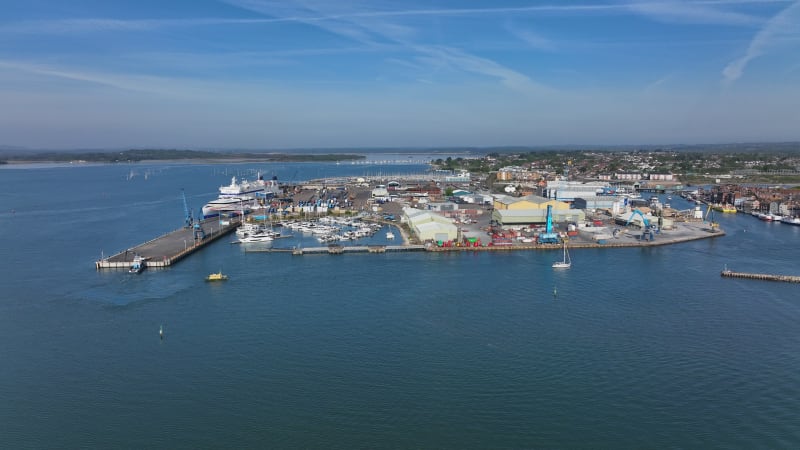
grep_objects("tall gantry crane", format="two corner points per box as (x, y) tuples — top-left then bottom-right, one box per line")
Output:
(181, 189), (194, 228)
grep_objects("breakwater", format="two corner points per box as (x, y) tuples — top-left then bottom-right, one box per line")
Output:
(721, 269), (800, 283)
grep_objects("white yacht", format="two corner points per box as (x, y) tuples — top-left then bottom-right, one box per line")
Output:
(237, 233), (274, 243)
(202, 196), (255, 219)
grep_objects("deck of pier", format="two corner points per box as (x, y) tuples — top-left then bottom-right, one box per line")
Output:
(95, 217), (241, 269)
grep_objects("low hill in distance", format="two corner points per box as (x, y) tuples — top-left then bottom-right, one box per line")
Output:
(0, 148), (365, 164)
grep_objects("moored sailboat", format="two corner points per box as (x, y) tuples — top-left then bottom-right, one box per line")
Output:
(552, 242), (571, 269)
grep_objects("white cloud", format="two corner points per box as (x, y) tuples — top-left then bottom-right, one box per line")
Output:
(626, 1), (763, 26)
(0, 60), (177, 95)
(220, 0), (553, 92)
(723, 0), (800, 83)
(3, 1), (787, 35)
(506, 25), (557, 52)
(0, 17), (296, 34)
(409, 46), (550, 94)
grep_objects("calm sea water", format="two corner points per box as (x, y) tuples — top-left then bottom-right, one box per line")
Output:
(1, 161), (799, 449)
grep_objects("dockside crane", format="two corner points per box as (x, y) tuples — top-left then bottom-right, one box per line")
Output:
(625, 209), (656, 241)
(538, 205), (561, 244)
(704, 204), (720, 232)
(181, 189), (205, 241)
(181, 189), (193, 228)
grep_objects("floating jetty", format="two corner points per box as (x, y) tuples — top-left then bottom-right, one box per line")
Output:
(95, 218), (240, 269)
(721, 269), (800, 283)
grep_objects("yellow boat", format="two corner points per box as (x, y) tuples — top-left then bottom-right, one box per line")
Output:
(712, 204), (737, 213)
(205, 271), (228, 281)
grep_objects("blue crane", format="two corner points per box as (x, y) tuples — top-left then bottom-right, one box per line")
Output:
(181, 189), (205, 240)
(625, 209), (655, 241)
(181, 189), (193, 228)
(625, 209), (650, 228)
(538, 204), (561, 244)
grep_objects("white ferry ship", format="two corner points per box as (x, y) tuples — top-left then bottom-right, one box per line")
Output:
(219, 173), (281, 198)
(203, 173), (283, 218)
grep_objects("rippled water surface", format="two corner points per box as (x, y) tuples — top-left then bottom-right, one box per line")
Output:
(1, 162), (799, 448)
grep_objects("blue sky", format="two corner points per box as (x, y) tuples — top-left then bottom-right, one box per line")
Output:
(1, 0), (799, 149)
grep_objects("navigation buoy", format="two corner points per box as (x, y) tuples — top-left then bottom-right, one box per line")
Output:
(159, 325), (164, 340)
(553, 286), (558, 297)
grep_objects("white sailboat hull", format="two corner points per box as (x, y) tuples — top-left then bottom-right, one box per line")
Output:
(552, 242), (571, 269)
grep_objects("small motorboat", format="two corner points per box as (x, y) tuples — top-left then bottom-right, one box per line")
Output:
(205, 271), (228, 281)
(129, 255), (145, 274)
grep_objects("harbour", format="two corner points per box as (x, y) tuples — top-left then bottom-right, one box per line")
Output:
(95, 167), (736, 269)
(5, 0), (800, 444)
(4, 160), (800, 449)
(95, 211), (726, 266)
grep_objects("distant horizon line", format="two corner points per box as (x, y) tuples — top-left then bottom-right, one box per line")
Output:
(2, 141), (800, 155)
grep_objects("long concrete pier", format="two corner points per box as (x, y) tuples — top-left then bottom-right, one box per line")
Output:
(95, 217), (241, 269)
(721, 269), (800, 283)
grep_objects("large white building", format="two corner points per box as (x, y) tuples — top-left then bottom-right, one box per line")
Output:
(402, 207), (459, 242)
(545, 180), (611, 202)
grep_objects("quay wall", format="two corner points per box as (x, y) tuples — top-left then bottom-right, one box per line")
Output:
(427, 230), (725, 252)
